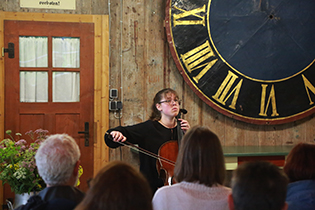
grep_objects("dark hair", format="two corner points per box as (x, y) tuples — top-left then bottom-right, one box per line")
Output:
(283, 142), (315, 182)
(75, 161), (153, 210)
(231, 161), (288, 210)
(149, 88), (179, 121)
(174, 126), (226, 187)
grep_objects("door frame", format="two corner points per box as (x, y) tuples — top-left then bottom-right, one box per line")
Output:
(0, 11), (109, 205)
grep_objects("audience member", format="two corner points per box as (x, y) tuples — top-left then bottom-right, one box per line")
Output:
(15, 134), (84, 210)
(152, 126), (231, 210)
(228, 161), (288, 210)
(75, 161), (153, 210)
(283, 142), (315, 210)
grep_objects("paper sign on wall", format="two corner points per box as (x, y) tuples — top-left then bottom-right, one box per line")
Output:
(20, 0), (75, 10)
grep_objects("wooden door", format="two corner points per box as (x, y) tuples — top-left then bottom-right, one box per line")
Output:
(4, 20), (94, 200)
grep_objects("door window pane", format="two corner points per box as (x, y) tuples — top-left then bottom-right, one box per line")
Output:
(53, 72), (80, 102)
(20, 71), (48, 102)
(53, 37), (80, 68)
(19, 36), (48, 67)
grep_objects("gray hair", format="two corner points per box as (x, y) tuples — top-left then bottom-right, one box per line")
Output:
(35, 134), (81, 186)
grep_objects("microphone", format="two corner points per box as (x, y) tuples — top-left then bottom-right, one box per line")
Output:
(177, 109), (188, 119)
(180, 109), (188, 114)
(177, 109), (187, 146)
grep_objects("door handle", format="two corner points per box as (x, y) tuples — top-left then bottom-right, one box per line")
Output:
(78, 122), (89, 147)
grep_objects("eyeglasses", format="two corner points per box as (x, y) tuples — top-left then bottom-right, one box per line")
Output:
(158, 99), (181, 105)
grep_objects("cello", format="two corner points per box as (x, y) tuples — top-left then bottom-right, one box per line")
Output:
(156, 140), (178, 185)
(156, 108), (187, 185)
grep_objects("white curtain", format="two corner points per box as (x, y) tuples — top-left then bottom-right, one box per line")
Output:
(53, 37), (80, 68)
(19, 37), (48, 102)
(19, 36), (80, 103)
(53, 72), (80, 102)
(19, 36), (48, 67)
(20, 71), (48, 102)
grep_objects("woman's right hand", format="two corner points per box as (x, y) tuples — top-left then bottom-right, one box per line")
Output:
(110, 131), (127, 142)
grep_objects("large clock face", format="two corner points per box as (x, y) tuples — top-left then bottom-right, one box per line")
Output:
(165, 0), (315, 125)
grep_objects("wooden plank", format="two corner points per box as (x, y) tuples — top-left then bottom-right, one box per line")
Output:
(106, 0), (123, 163)
(243, 124), (266, 146)
(94, 15), (110, 175)
(116, 0), (147, 167)
(1, 12), (95, 22)
(145, 0), (165, 120)
(183, 87), (201, 128)
(77, 0), (92, 14)
(202, 103), (226, 145)
(263, 125), (277, 145)
(121, 0), (146, 126)
(224, 118), (246, 146)
(305, 116), (315, 144)
(92, 0), (108, 14)
(93, 14), (103, 174)
(101, 15), (109, 162)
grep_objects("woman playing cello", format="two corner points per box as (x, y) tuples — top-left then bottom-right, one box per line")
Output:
(104, 88), (190, 193)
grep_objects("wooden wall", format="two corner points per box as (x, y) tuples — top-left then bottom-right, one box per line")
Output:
(106, 0), (315, 169)
(1, 0), (315, 171)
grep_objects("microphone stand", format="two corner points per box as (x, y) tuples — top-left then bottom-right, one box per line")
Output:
(176, 109), (187, 148)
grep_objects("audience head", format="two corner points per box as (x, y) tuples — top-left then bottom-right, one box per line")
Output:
(229, 161), (288, 210)
(283, 142), (315, 182)
(174, 126), (226, 187)
(150, 88), (179, 121)
(35, 134), (81, 186)
(75, 161), (153, 210)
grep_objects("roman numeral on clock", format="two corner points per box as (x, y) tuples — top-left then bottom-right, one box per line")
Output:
(259, 84), (279, 117)
(180, 40), (218, 83)
(173, 5), (206, 26)
(212, 71), (243, 110)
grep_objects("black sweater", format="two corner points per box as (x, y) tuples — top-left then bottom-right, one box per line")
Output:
(104, 120), (178, 192)
(15, 186), (84, 210)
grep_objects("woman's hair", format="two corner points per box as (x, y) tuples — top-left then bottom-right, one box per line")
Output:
(75, 161), (153, 210)
(35, 134), (80, 186)
(149, 88), (179, 121)
(174, 126), (226, 187)
(283, 142), (315, 182)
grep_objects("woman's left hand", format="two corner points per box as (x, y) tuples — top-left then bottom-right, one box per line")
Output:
(178, 119), (190, 133)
